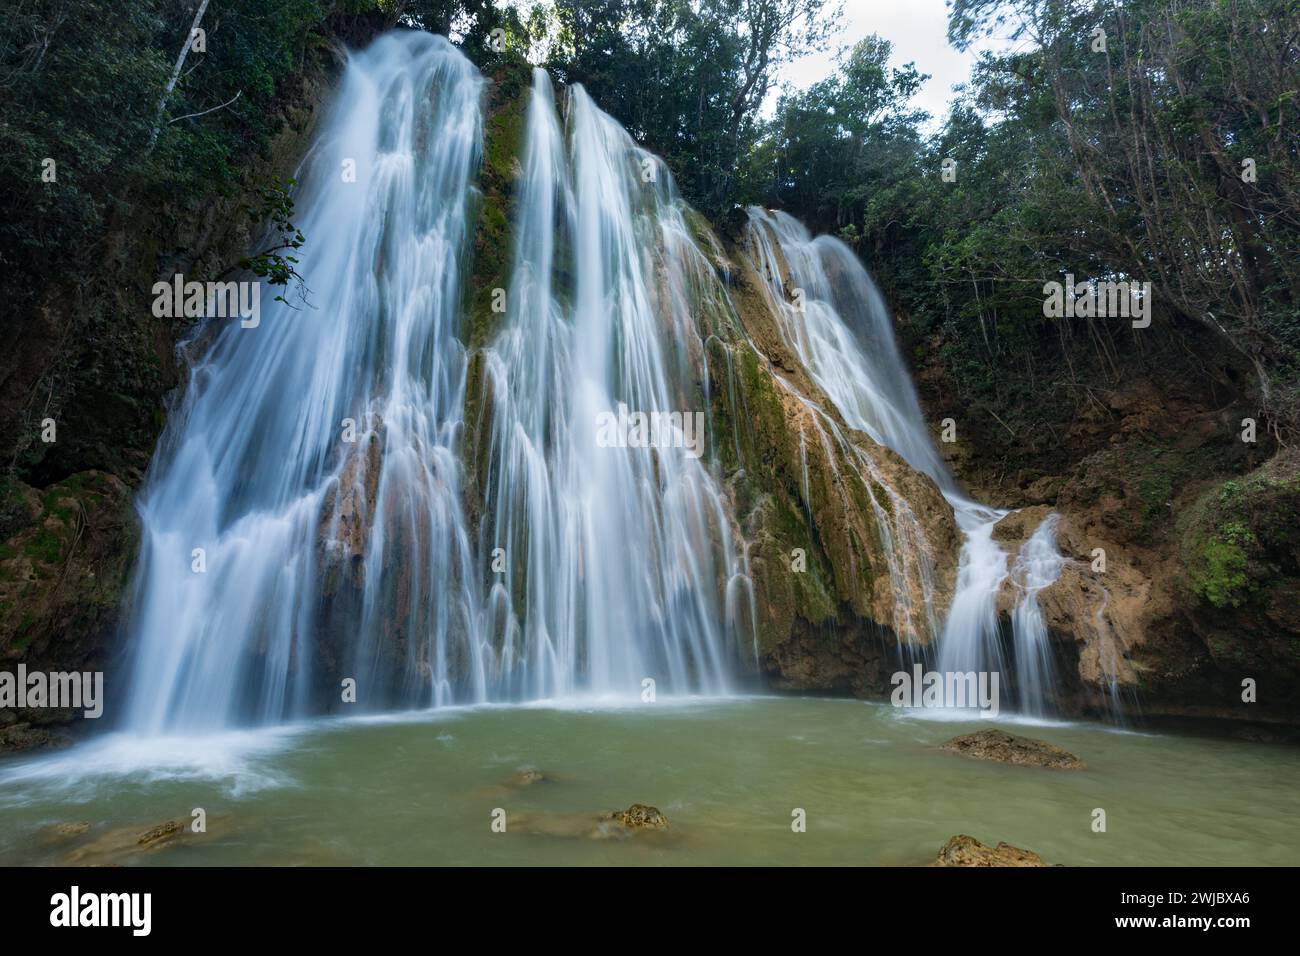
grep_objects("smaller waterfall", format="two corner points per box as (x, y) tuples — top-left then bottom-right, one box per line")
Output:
(1091, 585), (1139, 723)
(1007, 513), (1064, 715)
(936, 505), (1067, 717)
(743, 208), (944, 644)
(935, 502), (1010, 681)
(743, 208), (1067, 715)
(744, 209), (950, 485)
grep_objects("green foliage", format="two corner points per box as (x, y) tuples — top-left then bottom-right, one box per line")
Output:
(6, 0), (1297, 457)
(744, 0), (1300, 437)
(1185, 465), (1300, 608)
(742, 35), (928, 234)
(0, 0), (337, 315)
(547, 0), (836, 219)
(237, 178), (308, 305)
(1196, 534), (1251, 608)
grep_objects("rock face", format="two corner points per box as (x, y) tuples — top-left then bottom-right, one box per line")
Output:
(701, 224), (959, 698)
(985, 449), (1300, 727)
(0, 470), (137, 749)
(941, 729), (1085, 770)
(934, 834), (1049, 867)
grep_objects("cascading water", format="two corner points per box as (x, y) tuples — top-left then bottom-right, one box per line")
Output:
(743, 211), (944, 644)
(124, 33), (486, 733)
(743, 210), (949, 484)
(1007, 513), (1064, 716)
(474, 70), (750, 699)
(121, 35), (753, 733)
(743, 209), (1064, 714)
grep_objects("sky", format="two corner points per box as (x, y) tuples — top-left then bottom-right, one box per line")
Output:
(778, 0), (981, 123)
(497, 0), (992, 127)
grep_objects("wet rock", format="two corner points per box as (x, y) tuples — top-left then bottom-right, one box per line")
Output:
(934, 834), (1049, 867)
(990, 508), (1145, 713)
(0, 722), (75, 752)
(0, 471), (135, 752)
(511, 805), (674, 842)
(604, 804), (669, 830)
(941, 729), (1085, 769)
(137, 820), (184, 849)
(991, 506), (1053, 545)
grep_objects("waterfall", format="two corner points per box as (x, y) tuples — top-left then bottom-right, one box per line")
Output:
(743, 209), (1064, 713)
(743, 211), (946, 643)
(121, 36), (752, 733)
(474, 70), (748, 700)
(124, 33), (485, 732)
(121, 29), (1061, 734)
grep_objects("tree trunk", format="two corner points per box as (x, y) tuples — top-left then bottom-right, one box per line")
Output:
(147, 0), (210, 149)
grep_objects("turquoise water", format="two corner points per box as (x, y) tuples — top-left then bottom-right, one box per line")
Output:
(1, 697), (1296, 865)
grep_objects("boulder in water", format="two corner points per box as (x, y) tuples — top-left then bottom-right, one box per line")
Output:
(604, 804), (669, 830)
(137, 820), (184, 849)
(510, 805), (673, 842)
(934, 834), (1049, 867)
(941, 729), (1085, 769)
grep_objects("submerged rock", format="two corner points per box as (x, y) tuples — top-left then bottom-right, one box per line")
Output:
(59, 814), (228, 865)
(934, 834), (1049, 867)
(39, 821), (92, 844)
(472, 767), (556, 800)
(941, 729), (1085, 769)
(506, 768), (549, 788)
(511, 804), (673, 842)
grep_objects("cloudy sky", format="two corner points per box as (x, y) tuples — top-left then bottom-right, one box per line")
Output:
(499, 0), (995, 125)
(779, 0), (982, 122)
